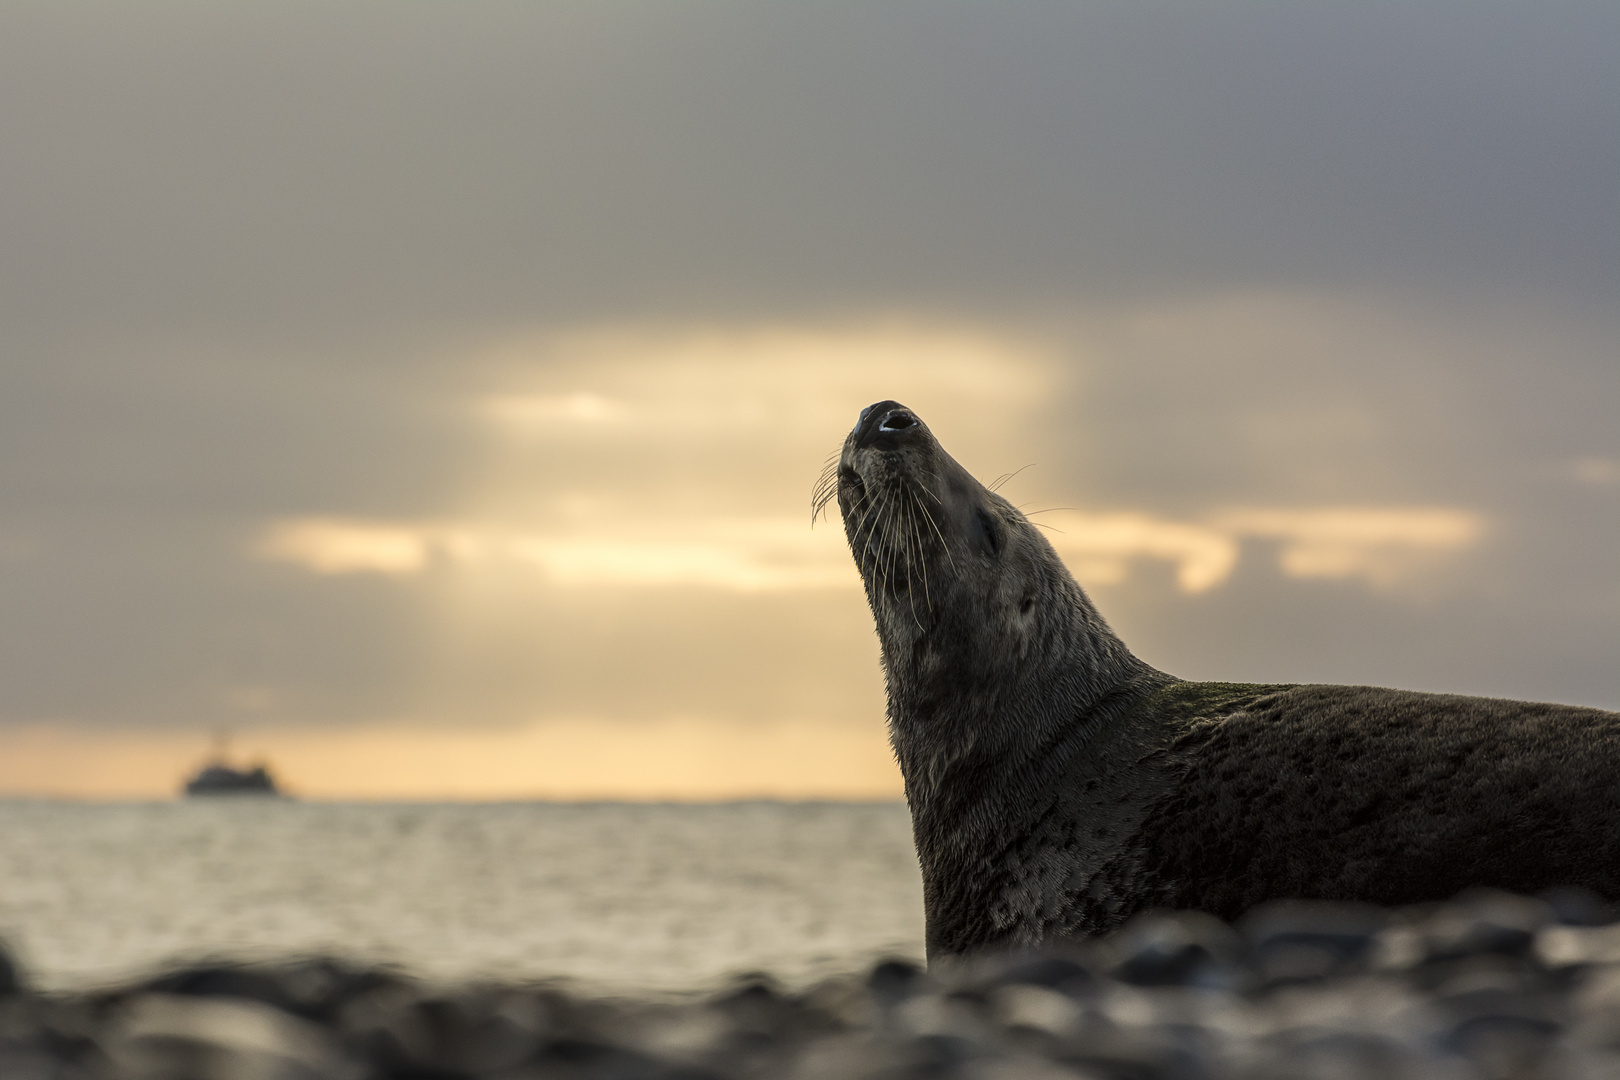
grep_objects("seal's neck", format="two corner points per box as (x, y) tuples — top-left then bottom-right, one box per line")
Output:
(878, 564), (1158, 825)
(876, 562), (1167, 961)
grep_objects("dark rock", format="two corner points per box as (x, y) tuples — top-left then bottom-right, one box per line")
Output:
(1417, 890), (1553, 963)
(1540, 887), (1618, 928)
(0, 942), (23, 998)
(980, 952), (1094, 996)
(1101, 911), (1244, 989)
(1241, 900), (1385, 986)
(867, 960), (925, 1003)
(136, 958), (401, 1025)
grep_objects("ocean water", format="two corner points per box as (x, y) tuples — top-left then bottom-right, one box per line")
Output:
(0, 800), (925, 994)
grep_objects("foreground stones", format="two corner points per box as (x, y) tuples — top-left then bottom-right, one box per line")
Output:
(10, 890), (1620, 1078)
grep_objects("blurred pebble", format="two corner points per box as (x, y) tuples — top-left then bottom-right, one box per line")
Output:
(7, 891), (1620, 1078)
(108, 993), (354, 1080)
(1240, 900), (1385, 987)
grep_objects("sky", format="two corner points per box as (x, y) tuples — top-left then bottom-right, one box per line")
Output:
(0, 1), (1615, 799)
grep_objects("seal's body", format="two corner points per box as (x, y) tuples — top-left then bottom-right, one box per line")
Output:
(825, 401), (1620, 960)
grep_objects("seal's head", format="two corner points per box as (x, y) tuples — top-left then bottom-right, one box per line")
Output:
(816, 401), (1050, 645)
(816, 401), (1147, 782)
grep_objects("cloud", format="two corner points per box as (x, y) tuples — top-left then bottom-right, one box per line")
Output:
(1035, 512), (1238, 593)
(1220, 507), (1485, 588)
(1572, 458), (1620, 487)
(499, 520), (848, 591)
(475, 321), (1054, 455)
(259, 515), (852, 593)
(4, 1), (1611, 345)
(1038, 506), (1485, 593)
(257, 321), (1059, 596)
(261, 302), (1491, 601)
(484, 392), (630, 428)
(262, 503), (1485, 598)
(258, 519), (432, 576)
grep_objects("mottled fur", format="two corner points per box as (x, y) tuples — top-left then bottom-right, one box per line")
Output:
(831, 401), (1620, 961)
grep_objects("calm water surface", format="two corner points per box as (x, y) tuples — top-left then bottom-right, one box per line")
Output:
(0, 801), (924, 993)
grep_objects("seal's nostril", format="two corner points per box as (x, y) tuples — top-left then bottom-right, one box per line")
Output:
(881, 411), (917, 431)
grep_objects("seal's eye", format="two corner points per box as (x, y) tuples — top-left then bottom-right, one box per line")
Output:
(1020, 597), (1034, 616)
(972, 508), (1003, 557)
(880, 411), (916, 431)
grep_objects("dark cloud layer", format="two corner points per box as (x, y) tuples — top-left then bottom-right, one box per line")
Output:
(0, 0), (1615, 756)
(2, 1), (1613, 340)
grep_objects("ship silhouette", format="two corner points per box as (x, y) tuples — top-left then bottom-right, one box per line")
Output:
(181, 731), (284, 797)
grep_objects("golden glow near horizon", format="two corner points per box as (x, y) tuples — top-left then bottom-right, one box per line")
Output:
(0, 717), (902, 801)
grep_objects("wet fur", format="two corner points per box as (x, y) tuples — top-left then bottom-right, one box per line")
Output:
(829, 401), (1620, 960)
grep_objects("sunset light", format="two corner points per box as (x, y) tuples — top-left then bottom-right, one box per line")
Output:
(1, 5), (1612, 806)
(1, 4), (1616, 1050)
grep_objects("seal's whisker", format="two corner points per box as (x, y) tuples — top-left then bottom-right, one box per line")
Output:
(900, 494), (924, 629)
(897, 495), (913, 594)
(858, 487), (887, 563)
(880, 490), (904, 594)
(861, 501), (887, 579)
(810, 452), (844, 525)
(846, 480), (879, 532)
(918, 500), (936, 614)
(878, 503), (904, 603)
(846, 473), (935, 624)
(861, 486), (895, 583)
(906, 493), (932, 619)
(843, 488), (876, 526)
(912, 488), (956, 575)
(886, 492), (908, 602)
(988, 463), (1036, 493)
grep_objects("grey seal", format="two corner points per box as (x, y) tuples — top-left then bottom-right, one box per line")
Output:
(818, 400), (1620, 960)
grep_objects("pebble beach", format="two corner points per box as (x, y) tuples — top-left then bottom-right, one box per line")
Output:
(12, 889), (1620, 1079)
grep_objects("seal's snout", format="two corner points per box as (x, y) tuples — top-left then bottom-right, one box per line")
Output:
(851, 400), (924, 451)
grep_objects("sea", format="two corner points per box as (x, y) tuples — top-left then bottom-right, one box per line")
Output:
(0, 800), (925, 995)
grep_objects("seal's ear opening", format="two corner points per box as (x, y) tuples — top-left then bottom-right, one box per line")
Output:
(972, 508), (1004, 557)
